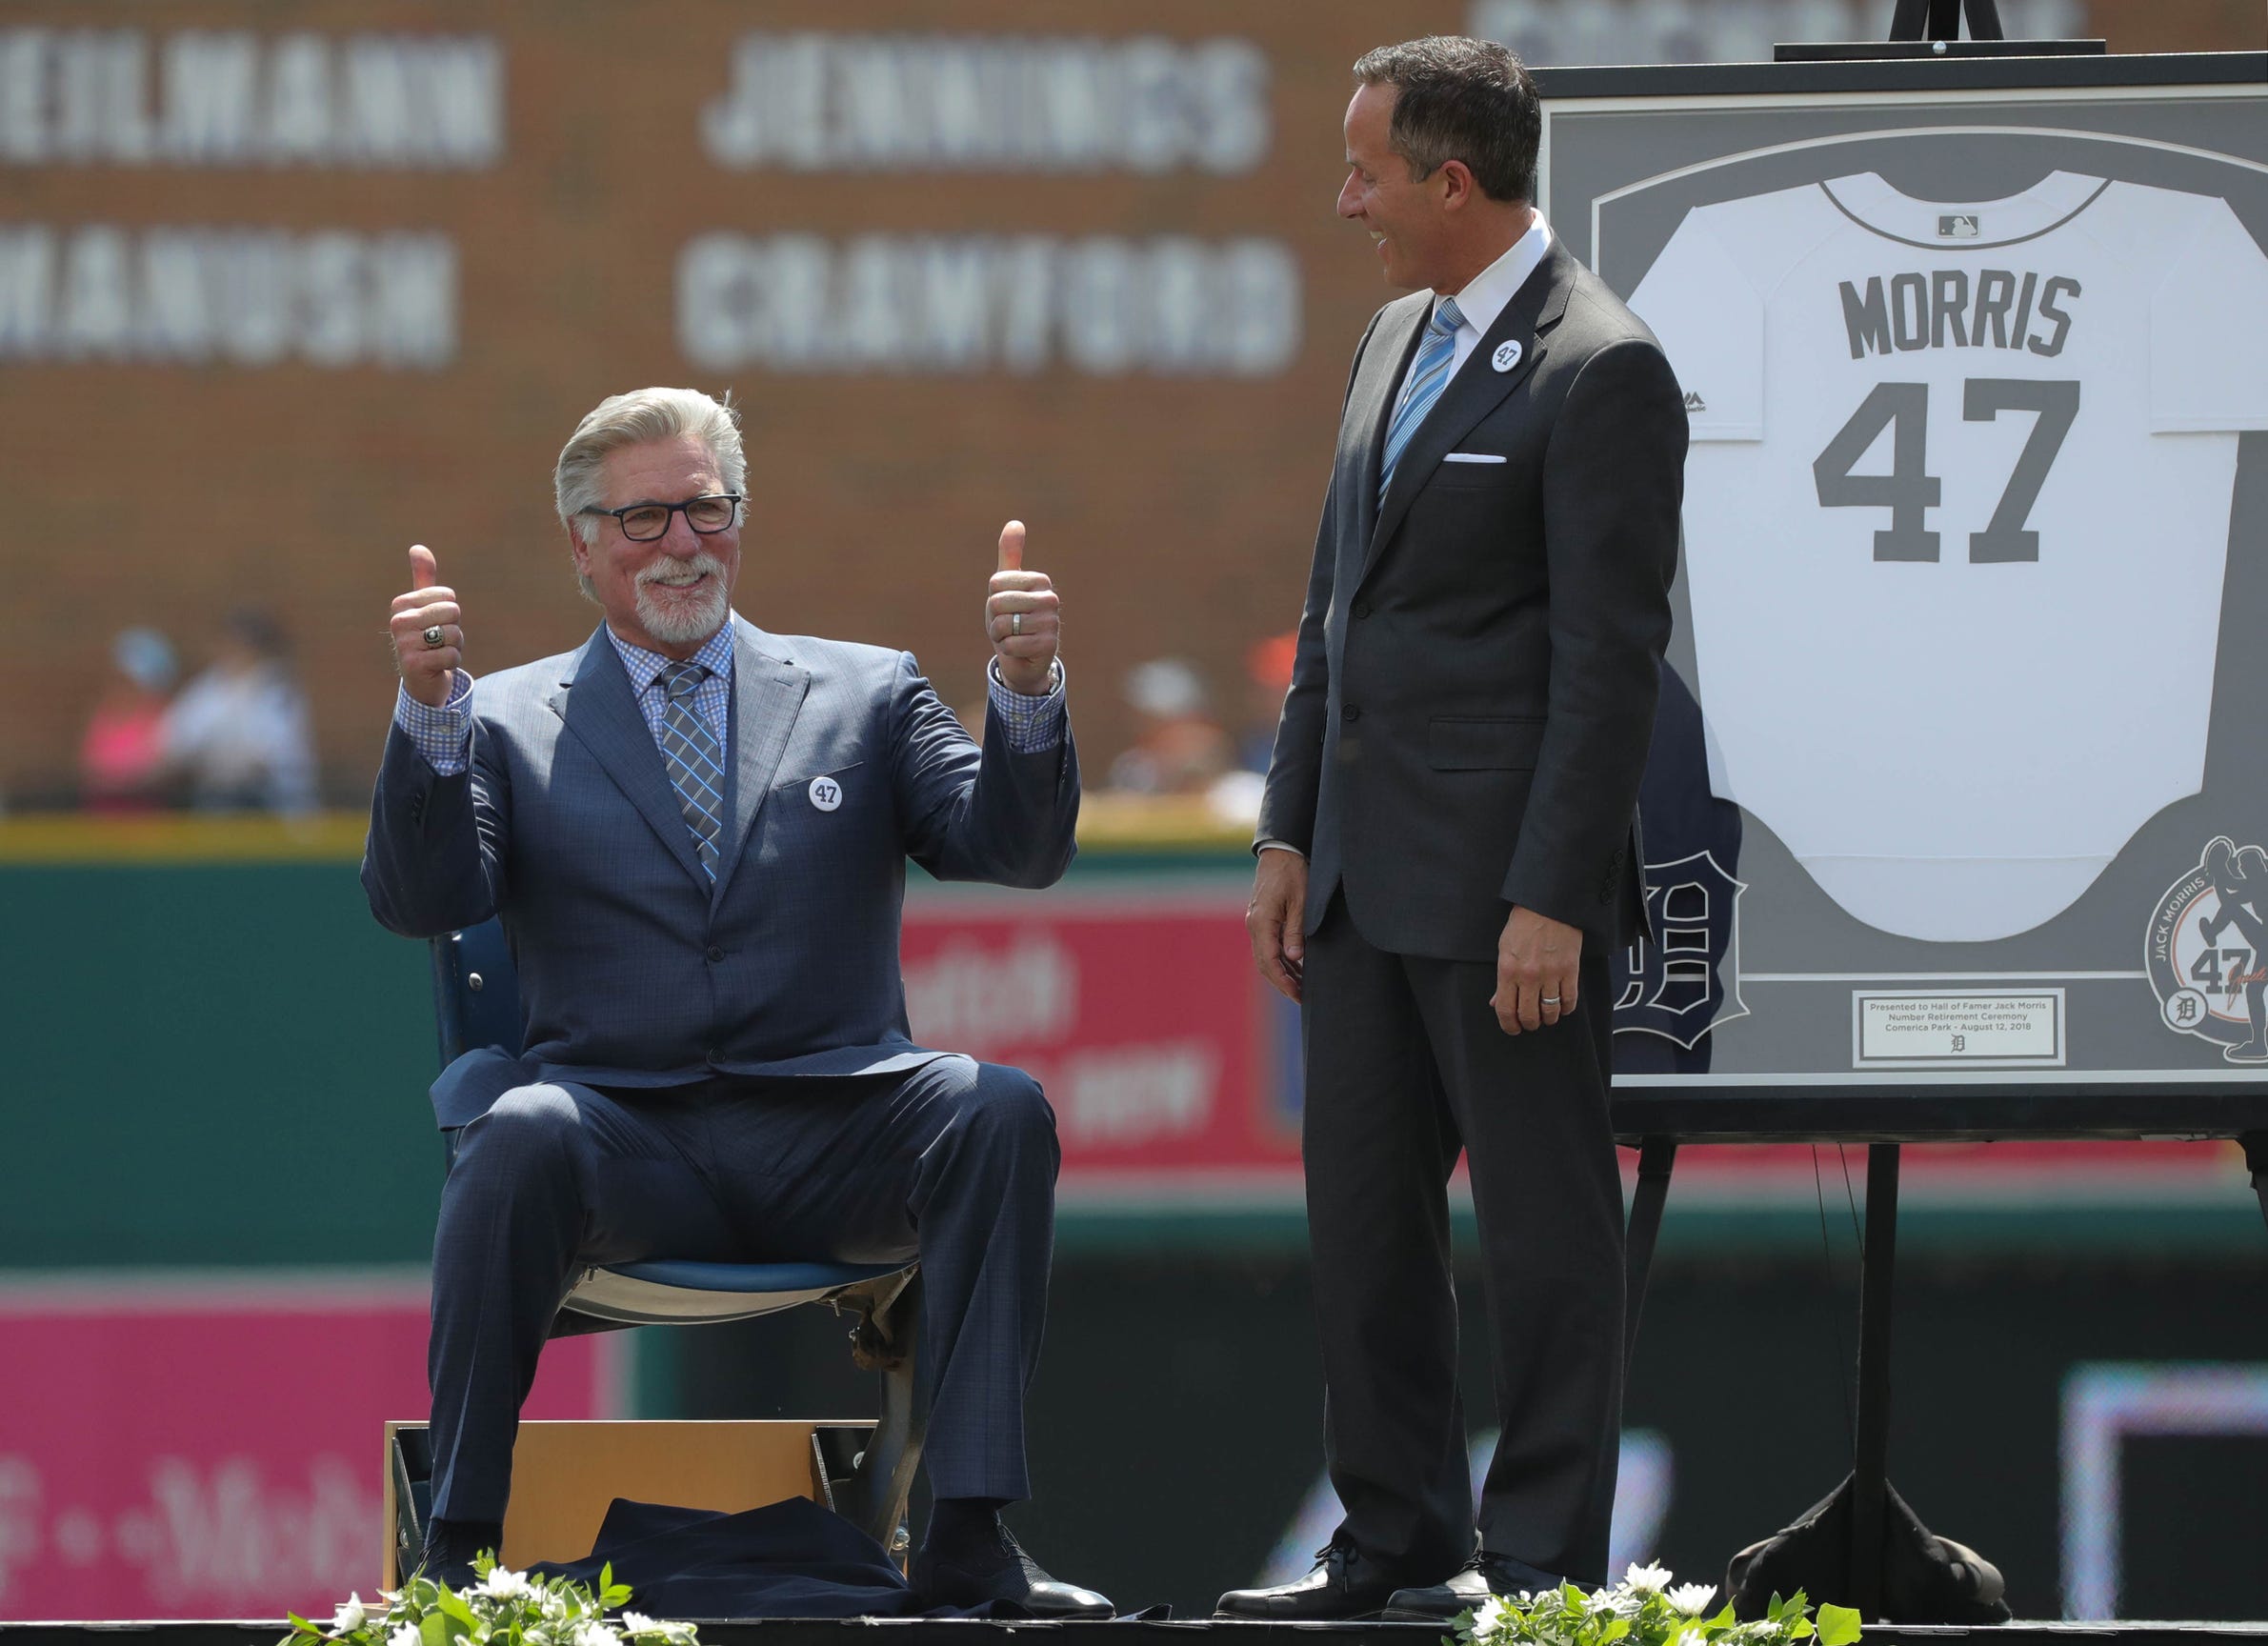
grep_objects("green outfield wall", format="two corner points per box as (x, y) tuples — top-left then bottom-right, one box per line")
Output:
(8, 813), (2263, 1270)
(4, 854), (443, 1267)
(0, 811), (1247, 1269)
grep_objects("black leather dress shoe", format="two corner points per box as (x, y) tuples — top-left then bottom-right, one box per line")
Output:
(1384, 1551), (1565, 1620)
(1214, 1543), (1415, 1620)
(418, 1517), (500, 1594)
(910, 1518), (1114, 1618)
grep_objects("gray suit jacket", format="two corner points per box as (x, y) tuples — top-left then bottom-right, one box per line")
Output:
(1256, 241), (1686, 961)
(364, 615), (1079, 1127)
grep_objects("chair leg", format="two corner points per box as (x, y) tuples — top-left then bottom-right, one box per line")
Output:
(837, 1271), (927, 1556)
(388, 1427), (430, 1589)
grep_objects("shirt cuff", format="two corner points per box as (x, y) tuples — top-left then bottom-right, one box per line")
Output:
(395, 673), (474, 776)
(987, 656), (1066, 754)
(1256, 839), (1306, 858)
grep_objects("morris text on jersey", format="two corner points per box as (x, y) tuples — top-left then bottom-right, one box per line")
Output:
(1838, 270), (2077, 360)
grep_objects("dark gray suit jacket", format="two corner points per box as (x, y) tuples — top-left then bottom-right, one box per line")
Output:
(364, 615), (1079, 1127)
(1256, 240), (1686, 961)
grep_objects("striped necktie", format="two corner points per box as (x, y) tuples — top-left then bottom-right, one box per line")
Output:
(1378, 294), (1466, 505)
(656, 662), (724, 881)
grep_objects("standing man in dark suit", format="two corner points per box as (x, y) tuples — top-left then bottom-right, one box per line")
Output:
(1218, 38), (1687, 1620)
(365, 386), (1110, 1616)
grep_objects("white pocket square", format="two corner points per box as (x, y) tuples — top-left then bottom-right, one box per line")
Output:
(1442, 452), (1507, 464)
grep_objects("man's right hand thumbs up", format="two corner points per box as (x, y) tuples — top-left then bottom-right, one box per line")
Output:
(391, 543), (463, 707)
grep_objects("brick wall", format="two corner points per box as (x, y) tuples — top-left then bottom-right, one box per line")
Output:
(2093, 1), (2267, 54)
(3, 0), (2258, 806)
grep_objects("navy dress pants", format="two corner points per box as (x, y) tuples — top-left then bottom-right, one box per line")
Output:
(426, 1056), (1058, 1522)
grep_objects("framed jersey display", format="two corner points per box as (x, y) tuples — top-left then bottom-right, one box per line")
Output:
(1549, 52), (2268, 1131)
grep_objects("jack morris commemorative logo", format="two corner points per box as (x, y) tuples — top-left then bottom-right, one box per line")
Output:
(2147, 836), (2268, 1063)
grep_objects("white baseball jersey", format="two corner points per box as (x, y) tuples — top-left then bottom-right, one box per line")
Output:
(1629, 170), (2268, 941)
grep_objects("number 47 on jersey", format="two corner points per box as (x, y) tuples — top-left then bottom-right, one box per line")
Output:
(1815, 378), (2079, 563)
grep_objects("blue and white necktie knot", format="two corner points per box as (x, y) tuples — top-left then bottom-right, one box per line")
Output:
(1378, 294), (1468, 506)
(656, 662), (725, 880)
(1428, 295), (1467, 343)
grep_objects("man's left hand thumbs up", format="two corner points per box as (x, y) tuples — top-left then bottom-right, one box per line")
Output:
(986, 519), (1061, 696)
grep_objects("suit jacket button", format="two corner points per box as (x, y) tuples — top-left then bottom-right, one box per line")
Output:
(1343, 703), (1363, 723)
(706, 945), (725, 963)
(1351, 598), (1372, 620)
(707, 1046), (723, 1063)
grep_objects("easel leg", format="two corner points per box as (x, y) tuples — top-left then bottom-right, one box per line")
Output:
(1892, 0), (2001, 39)
(1624, 1137), (1677, 1376)
(1963, 0), (2007, 40)
(1850, 1143), (1901, 1619)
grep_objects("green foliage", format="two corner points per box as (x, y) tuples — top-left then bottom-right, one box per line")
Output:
(275, 1551), (698, 1646)
(1451, 1564), (1863, 1646)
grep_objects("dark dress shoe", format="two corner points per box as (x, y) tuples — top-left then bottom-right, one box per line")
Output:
(418, 1516), (500, 1594)
(910, 1518), (1114, 1618)
(1384, 1551), (1565, 1620)
(1214, 1543), (1415, 1620)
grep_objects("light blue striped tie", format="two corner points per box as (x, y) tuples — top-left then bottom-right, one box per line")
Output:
(1378, 295), (1467, 506)
(657, 662), (725, 881)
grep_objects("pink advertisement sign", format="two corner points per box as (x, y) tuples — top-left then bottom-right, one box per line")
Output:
(0, 1275), (612, 1621)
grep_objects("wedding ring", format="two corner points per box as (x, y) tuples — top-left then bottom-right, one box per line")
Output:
(1011, 612), (1023, 636)
(1540, 994), (1561, 1005)
(422, 625), (446, 649)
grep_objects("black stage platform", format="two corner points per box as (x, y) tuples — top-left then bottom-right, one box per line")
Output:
(7, 1622), (2266, 1645)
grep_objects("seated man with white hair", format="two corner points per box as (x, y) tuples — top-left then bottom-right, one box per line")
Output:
(362, 385), (1107, 1616)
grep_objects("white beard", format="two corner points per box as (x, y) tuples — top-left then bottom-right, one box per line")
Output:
(634, 554), (731, 645)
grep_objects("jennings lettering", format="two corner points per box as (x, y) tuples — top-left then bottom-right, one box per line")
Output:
(1839, 271), (2079, 360)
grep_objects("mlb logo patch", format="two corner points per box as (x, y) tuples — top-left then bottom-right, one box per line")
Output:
(1937, 213), (1981, 238)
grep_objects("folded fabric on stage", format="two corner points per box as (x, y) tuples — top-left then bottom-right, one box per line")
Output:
(530, 1495), (1071, 1619)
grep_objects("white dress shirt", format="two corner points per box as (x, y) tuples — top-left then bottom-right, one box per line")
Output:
(1386, 213), (1555, 418)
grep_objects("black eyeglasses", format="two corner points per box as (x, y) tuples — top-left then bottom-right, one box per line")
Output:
(581, 493), (744, 542)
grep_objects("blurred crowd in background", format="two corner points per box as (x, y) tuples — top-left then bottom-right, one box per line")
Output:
(1099, 634), (1295, 817)
(75, 615), (1293, 822)
(79, 612), (316, 816)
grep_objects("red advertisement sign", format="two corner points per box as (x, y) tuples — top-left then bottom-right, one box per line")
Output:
(903, 887), (1298, 1200)
(0, 1276), (612, 1621)
(901, 889), (2243, 1204)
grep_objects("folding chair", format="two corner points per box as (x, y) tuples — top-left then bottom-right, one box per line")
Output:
(414, 918), (925, 1556)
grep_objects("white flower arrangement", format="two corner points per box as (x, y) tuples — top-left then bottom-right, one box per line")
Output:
(1452, 1564), (1861, 1646)
(281, 1553), (698, 1646)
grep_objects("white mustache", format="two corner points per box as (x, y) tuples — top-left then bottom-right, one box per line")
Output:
(637, 553), (726, 591)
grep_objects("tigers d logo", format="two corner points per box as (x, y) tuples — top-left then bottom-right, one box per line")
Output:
(2146, 836), (2268, 1063)
(1614, 850), (1749, 1049)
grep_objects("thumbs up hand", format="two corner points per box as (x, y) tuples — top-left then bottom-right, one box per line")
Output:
(985, 519), (1061, 697)
(390, 544), (464, 707)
